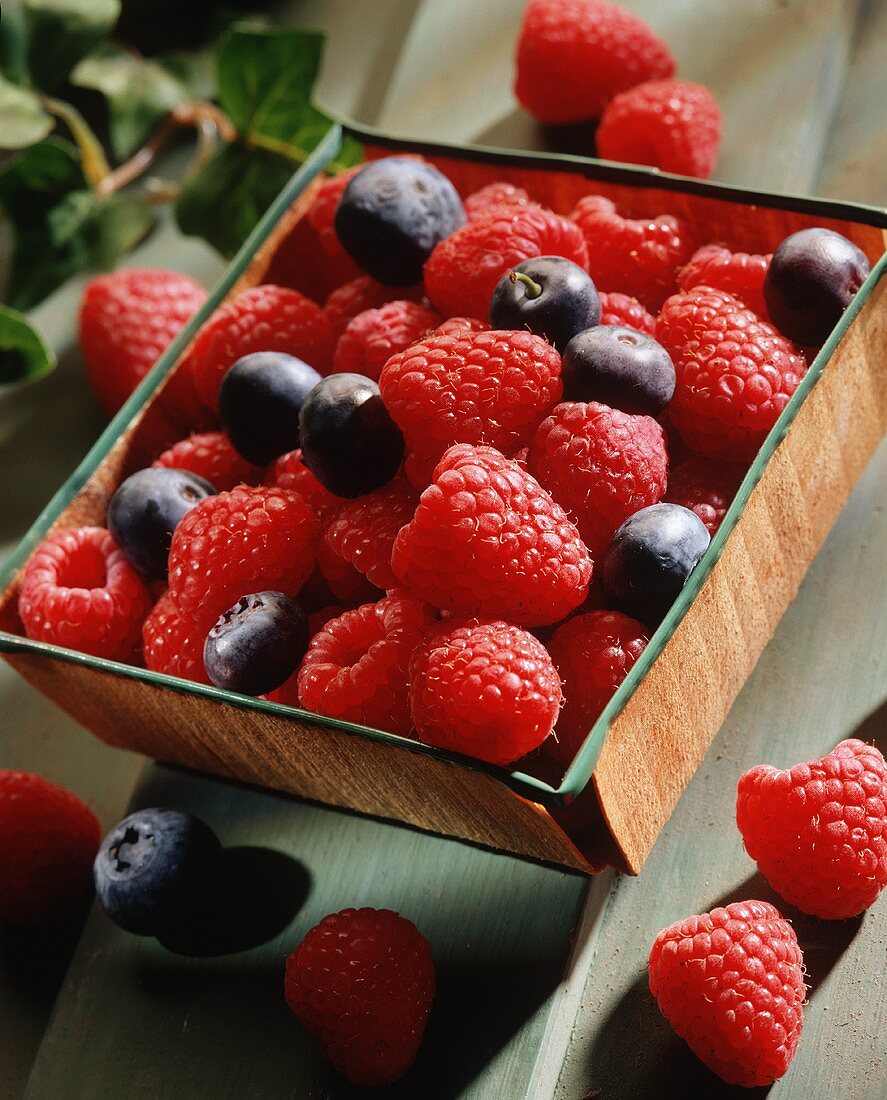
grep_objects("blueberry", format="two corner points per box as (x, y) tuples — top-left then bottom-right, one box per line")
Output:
(299, 373), (404, 498)
(93, 808), (222, 936)
(204, 591), (309, 696)
(108, 467), (216, 581)
(488, 256), (601, 350)
(764, 227), (871, 346)
(335, 157), (465, 285)
(601, 503), (711, 626)
(219, 351), (322, 466)
(562, 326), (675, 414)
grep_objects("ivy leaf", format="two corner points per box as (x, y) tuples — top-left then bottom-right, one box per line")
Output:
(159, 49), (216, 101)
(0, 73), (54, 149)
(23, 0), (121, 92)
(0, 304), (56, 386)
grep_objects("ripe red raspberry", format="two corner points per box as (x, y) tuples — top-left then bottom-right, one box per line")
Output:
(167, 486), (320, 621)
(264, 448), (344, 518)
(463, 181), (532, 221)
(571, 195), (694, 309)
(0, 771), (101, 925)
(529, 401), (668, 556)
(657, 286), (807, 460)
(307, 167), (361, 250)
(183, 285), (334, 410)
(424, 206), (589, 319)
(324, 276), (423, 338)
(597, 79), (722, 179)
(665, 456), (745, 536)
(379, 328), (563, 486)
(262, 216), (359, 303)
(515, 0), (675, 124)
(79, 268), (206, 416)
(649, 900), (805, 1087)
(323, 477), (419, 592)
(142, 590), (211, 683)
(19, 526), (153, 661)
(153, 431), (262, 491)
(737, 738), (887, 920)
(316, 536), (383, 605)
(308, 603), (348, 638)
(546, 610), (648, 765)
(410, 619), (561, 765)
(597, 291), (656, 336)
(297, 593), (435, 734)
(332, 300), (441, 380)
(285, 907), (435, 1086)
(431, 316), (490, 337)
(392, 445), (592, 626)
(679, 243), (772, 319)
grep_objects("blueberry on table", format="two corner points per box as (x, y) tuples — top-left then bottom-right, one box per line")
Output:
(602, 503), (710, 626)
(488, 256), (601, 350)
(93, 808), (222, 936)
(218, 351), (322, 466)
(335, 157), (465, 285)
(764, 227), (871, 346)
(108, 467), (216, 581)
(204, 591), (309, 696)
(299, 373), (404, 498)
(562, 325), (675, 414)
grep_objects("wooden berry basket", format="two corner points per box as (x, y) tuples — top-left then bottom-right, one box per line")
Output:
(1, 124), (885, 876)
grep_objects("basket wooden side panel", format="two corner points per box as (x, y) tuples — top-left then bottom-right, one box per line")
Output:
(594, 276), (887, 873)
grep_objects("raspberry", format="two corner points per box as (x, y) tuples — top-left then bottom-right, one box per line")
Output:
(571, 195), (694, 309)
(392, 444), (592, 626)
(597, 80), (722, 179)
(153, 431), (262, 491)
(167, 486), (320, 621)
(307, 168), (361, 251)
(0, 771), (100, 925)
(597, 291), (656, 336)
(679, 243), (772, 319)
(308, 603), (348, 638)
(515, 0), (675, 124)
(546, 610), (648, 765)
(324, 276), (423, 338)
(737, 738), (887, 920)
(332, 300), (441, 380)
(19, 526), (153, 661)
(424, 206), (589, 319)
(262, 216), (359, 303)
(323, 477), (419, 592)
(263, 448), (344, 518)
(297, 594), (435, 734)
(657, 286), (807, 460)
(649, 900), (805, 1087)
(316, 537), (383, 605)
(463, 182), (532, 221)
(410, 619), (561, 765)
(79, 268), (206, 416)
(285, 908), (435, 1086)
(183, 285), (334, 410)
(379, 328), (563, 485)
(431, 316), (490, 337)
(142, 590), (211, 683)
(529, 401), (668, 556)
(665, 456), (745, 536)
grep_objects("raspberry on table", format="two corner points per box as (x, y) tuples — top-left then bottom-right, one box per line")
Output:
(323, 476), (419, 592)
(142, 590), (212, 683)
(182, 285), (334, 410)
(679, 243), (772, 318)
(515, 0), (675, 124)
(463, 181), (532, 221)
(19, 526), (153, 661)
(264, 448), (344, 518)
(79, 268), (207, 416)
(285, 907), (436, 1087)
(0, 771), (101, 925)
(598, 291), (656, 336)
(657, 285), (807, 460)
(737, 738), (887, 920)
(546, 610), (648, 765)
(324, 275), (424, 338)
(570, 195), (694, 310)
(665, 456), (745, 536)
(424, 206), (589, 320)
(597, 79), (722, 179)
(153, 431), (262, 491)
(529, 401), (669, 557)
(392, 444), (592, 626)
(410, 619), (562, 765)
(167, 485), (320, 622)
(296, 593), (435, 734)
(332, 300), (441, 380)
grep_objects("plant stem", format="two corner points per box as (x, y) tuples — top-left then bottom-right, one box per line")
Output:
(511, 270), (543, 299)
(41, 96), (111, 188)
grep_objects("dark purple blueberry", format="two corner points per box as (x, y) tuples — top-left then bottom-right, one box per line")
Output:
(601, 503), (710, 627)
(93, 808), (221, 936)
(488, 256), (601, 350)
(562, 325), (675, 414)
(764, 227), (871, 346)
(108, 467), (216, 581)
(335, 157), (465, 285)
(299, 373), (404, 498)
(218, 351), (322, 466)
(204, 591), (309, 696)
